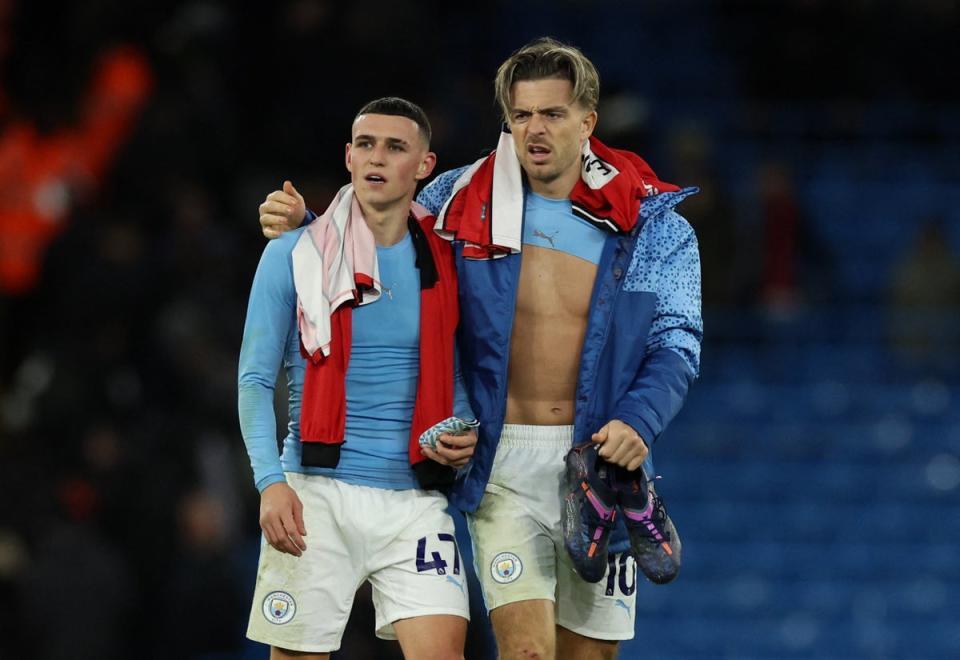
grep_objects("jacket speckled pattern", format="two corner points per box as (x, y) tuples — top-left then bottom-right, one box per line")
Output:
(418, 167), (703, 552)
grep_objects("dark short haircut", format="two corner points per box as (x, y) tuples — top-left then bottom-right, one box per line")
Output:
(354, 97), (432, 146)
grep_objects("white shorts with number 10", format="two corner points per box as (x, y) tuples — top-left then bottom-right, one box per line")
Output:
(246, 472), (470, 653)
(468, 425), (638, 640)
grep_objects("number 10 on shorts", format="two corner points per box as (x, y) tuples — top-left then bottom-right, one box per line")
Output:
(416, 533), (461, 576)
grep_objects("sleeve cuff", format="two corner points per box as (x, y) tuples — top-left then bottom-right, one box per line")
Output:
(614, 411), (658, 446)
(256, 473), (287, 493)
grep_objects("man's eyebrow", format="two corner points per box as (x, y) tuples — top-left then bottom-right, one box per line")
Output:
(510, 105), (570, 114)
(353, 134), (411, 147)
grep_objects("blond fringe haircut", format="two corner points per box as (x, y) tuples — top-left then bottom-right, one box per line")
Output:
(494, 37), (600, 120)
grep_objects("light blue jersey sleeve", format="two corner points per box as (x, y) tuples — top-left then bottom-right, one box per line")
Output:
(238, 230), (305, 492)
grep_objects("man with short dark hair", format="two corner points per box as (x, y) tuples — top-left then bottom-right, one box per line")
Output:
(240, 96), (476, 659)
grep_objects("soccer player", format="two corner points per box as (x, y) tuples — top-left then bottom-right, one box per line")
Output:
(259, 39), (702, 660)
(239, 97), (477, 659)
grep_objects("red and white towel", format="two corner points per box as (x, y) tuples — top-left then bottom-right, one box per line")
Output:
(434, 131), (680, 258)
(292, 184), (380, 358)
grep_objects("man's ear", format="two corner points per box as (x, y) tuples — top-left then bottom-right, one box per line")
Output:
(416, 151), (437, 181)
(580, 110), (598, 141)
(345, 142), (353, 173)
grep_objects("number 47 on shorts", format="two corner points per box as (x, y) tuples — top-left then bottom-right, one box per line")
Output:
(416, 533), (461, 576)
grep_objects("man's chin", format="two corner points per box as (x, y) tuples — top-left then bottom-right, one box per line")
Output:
(522, 162), (559, 183)
(355, 186), (391, 202)
(355, 189), (404, 212)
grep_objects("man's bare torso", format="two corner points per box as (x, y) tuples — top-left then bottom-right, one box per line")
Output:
(505, 245), (597, 425)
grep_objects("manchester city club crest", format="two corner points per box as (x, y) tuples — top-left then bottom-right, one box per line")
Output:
(490, 551), (523, 584)
(262, 591), (296, 625)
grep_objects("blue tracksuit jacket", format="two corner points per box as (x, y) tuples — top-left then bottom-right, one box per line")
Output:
(417, 167), (703, 552)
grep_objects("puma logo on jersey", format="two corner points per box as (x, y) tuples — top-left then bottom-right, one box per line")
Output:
(533, 229), (558, 248)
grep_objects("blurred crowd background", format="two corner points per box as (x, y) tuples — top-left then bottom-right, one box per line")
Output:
(1, 1), (958, 658)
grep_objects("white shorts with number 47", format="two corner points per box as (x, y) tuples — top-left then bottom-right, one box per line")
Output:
(247, 472), (469, 653)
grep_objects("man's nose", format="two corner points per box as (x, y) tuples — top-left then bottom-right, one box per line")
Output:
(371, 143), (387, 164)
(528, 112), (547, 134)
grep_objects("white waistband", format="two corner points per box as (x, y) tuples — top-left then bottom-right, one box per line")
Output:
(499, 424), (574, 448)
